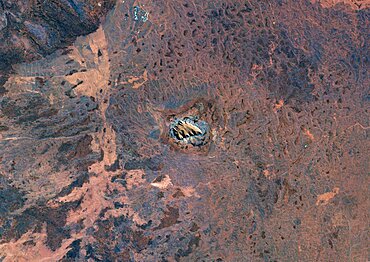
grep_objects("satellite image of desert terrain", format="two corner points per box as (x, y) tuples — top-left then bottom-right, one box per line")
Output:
(0, 0), (369, 261)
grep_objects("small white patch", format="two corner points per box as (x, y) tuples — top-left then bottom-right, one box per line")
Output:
(150, 175), (173, 189)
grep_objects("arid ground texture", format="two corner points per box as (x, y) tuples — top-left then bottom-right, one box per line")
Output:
(0, 0), (369, 261)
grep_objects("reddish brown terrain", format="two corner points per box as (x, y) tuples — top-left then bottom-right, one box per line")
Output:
(0, 0), (369, 261)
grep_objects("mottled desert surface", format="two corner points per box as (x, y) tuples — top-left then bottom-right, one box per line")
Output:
(0, 0), (369, 261)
